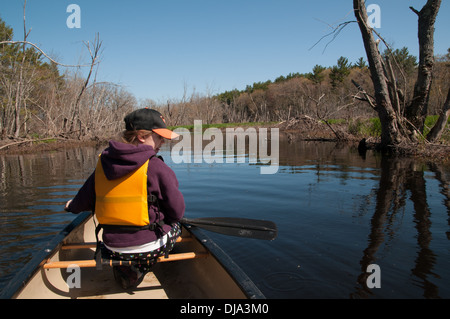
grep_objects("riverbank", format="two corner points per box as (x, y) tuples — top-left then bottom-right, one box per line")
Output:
(1, 120), (449, 164)
(0, 138), (105, 155)
(274, 116), (450, 163)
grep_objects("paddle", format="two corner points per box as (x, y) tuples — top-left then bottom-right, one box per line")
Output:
(181, 217), (277, 240)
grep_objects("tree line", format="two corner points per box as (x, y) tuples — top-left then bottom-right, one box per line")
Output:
(154, 46), (449, 141)
(1, 4), (449, 146)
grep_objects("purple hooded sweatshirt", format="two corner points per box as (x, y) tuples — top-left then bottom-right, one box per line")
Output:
(67, 140), (185, 248)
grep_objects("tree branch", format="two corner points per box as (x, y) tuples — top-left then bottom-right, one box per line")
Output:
(409, 6), (420, 15)
(351, 80), (377, 110)
(0, 40), (98, 68)
(309, 20), (356, 53)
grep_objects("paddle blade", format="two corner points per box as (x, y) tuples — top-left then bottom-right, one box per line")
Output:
(181, 217), (277, 241)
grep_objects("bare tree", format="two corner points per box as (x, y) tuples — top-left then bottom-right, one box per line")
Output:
(353, 0), (446, 148)
(353, 0), (408, 147)
(406, 2), (442, 133)
(0, 2), (102, 141)
(64, 34), (102, 139)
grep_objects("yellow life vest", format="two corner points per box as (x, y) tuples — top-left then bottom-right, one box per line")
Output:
(94, 157), (150, 227)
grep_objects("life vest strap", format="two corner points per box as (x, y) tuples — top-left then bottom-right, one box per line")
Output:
(98, 220), (165, 232)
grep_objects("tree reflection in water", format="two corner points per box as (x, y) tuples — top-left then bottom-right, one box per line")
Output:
(353, 156), (450, 298)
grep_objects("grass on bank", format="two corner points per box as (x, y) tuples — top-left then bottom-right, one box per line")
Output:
(170, 116), (449, 142)
(168, 121), (276, 131)
(347, 116), (449, 142)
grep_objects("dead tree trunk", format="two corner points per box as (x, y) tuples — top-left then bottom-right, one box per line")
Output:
(353, 0), (443, 148)
(406, 1), (442, 135)
(353, 0), (404, 148)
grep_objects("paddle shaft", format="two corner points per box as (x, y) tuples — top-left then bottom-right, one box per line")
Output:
(181, 217), (275, 231)
(180, 217), (277, 240)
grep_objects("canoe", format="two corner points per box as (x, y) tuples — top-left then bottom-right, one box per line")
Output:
(0, 211), (265, 299)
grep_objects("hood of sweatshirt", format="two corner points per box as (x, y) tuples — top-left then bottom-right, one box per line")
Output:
(100, 140), (155, 180)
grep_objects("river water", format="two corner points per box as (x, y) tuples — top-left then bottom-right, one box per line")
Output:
(0, 132), (449, 299)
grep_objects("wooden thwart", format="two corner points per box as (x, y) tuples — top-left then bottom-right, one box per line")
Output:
(43, 251), (208, 269)
(48, 236), (203, 269)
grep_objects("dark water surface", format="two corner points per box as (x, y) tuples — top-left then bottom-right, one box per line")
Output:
(1, 135), (449, 298)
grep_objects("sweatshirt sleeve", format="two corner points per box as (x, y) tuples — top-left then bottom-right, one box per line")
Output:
(67, 172), (96, 214)
(149, 158), (185, 223)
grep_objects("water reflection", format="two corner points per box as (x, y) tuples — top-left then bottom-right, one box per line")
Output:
(0, 146), (104, 288)
(353, 156), (450, 298)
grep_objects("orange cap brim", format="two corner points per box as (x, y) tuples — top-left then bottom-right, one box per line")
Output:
(152, 128), (179, 140)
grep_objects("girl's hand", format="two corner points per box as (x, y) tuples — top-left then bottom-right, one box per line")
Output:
(65, 199), (72, 212)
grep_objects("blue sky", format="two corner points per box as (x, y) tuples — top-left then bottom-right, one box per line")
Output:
(1, 1), (449, 103)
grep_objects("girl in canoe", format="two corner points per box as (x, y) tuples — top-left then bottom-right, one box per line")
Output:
(65, 108), (185, 289)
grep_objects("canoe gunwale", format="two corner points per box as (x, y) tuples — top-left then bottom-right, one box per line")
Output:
(1, 211), (265, 299)
(0, 211), (92, 299)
